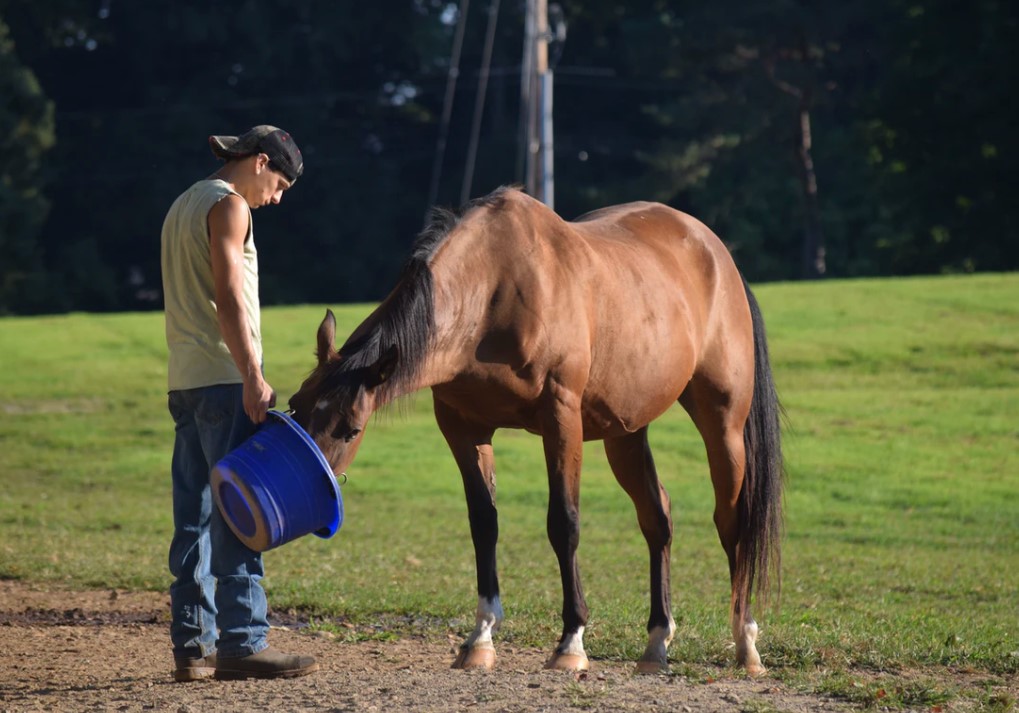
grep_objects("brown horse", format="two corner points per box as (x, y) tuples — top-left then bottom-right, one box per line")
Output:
(288, 186), (783, 674)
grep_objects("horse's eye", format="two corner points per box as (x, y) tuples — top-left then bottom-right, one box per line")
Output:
(331, 423), (361, 442)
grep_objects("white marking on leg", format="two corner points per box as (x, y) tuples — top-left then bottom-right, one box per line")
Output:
(557, 626), (587, 657)
(734, 617), (764, 671)
(641, 618), (676, 665)
(734, 617), (759, 650)
(463, 596), (503, 649)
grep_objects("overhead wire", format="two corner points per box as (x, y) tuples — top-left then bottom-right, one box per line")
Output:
(425, 0), (471, 219)
(460, 0), (501, 205)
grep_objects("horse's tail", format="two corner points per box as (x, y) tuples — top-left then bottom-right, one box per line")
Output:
(734, 274), (784, 617)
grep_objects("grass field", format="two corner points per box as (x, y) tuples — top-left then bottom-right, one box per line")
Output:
(1, 273), (1017, 707)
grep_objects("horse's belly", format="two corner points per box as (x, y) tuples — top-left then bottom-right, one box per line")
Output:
(579, 381), (686, 440)
(579, 322), (695, 437)
(432, 376), (544, 431)
(433, 329), (694, 439)
(433, 390), (678, 441)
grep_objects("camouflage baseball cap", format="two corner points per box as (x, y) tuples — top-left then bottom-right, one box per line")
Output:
(209, 125), (304, 183)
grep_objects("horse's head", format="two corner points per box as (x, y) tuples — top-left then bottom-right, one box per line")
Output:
(288, 310), (397, 476)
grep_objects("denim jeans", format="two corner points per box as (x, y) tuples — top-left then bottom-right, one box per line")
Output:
(167, 383), (269, 659)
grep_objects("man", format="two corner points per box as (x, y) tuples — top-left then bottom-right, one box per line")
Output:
(160, 125), (317, 682)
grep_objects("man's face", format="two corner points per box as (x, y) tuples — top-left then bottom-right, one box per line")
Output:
(249, 154), (292, 209)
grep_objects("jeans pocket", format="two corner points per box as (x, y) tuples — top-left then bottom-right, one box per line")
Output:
(168, 390), (193, 427)
(195, 384), (242, 429)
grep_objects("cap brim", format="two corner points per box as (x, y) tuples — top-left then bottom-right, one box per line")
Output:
(209, 135), (242, 159)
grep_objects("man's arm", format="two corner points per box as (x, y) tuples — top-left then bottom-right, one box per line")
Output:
(208, 194), (275, 423)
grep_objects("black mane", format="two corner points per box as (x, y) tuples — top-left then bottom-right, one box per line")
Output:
(318, 186), (517, 407)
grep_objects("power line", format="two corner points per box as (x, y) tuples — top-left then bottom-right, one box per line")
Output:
(426, 0), (470, 217)
(461, 0), (501, 204)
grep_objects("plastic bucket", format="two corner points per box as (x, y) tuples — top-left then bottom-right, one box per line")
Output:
(211, 410), (343, 552)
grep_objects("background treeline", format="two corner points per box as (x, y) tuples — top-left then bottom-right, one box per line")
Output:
(0, 0), (1015, 315)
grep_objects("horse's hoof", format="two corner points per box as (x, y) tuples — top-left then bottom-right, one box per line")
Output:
(745, 662), (767, 678)
(737, 649), (767, 678)
(544, 653), (590, 671)
(635, 659), (668, 675)
(452, 644), (496, 670)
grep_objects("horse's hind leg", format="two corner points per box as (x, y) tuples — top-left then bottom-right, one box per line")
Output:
(434, 399), (502, 670)
(680, 383), (765, 676)
(603, 428), (676, 674)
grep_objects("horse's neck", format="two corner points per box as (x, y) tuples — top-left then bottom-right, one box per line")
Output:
(418, 304), (477, 390)
(412, 194), (557, 390)
(419, 247), (499, 389)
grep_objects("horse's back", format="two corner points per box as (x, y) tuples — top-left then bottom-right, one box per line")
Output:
(572, 200), (729, 264)
(431, 190), (754, 438)
(490, 194), (738, 309)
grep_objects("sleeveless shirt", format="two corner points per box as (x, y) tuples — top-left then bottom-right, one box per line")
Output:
(161, 179), (261, 391)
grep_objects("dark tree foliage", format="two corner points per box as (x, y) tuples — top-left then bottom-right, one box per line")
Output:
(0, 0), (1013, 314)
(0, 15), (55, 314)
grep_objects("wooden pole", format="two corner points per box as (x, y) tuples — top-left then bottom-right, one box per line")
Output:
(521, 0), (538, 195)
(536, 0), (553, 208)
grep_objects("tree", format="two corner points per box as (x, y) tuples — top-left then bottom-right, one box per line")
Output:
(858, 0), (1019, 275)
(0, 1), (1013, 314)
(4, 0), (455, 310)
(0, 14), (55, 314)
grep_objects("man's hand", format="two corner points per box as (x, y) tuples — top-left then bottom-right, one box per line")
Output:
(243, 374), (277, 424)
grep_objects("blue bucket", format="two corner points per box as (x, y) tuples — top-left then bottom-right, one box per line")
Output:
(211, 410), (343, 552)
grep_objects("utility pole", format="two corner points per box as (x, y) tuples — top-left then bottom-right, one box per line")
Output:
(537, 1), (554, 209)
(521, 0), (558, 209)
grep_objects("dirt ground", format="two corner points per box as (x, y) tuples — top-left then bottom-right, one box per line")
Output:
(0, 580), (1006, 713)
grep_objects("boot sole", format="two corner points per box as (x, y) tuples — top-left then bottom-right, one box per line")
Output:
(174, 667), (216, 683)
(214, 663), (319, 680)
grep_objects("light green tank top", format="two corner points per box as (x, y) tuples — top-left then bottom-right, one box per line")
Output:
(161, 179), (261, 391)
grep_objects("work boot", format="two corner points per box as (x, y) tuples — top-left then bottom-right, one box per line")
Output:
(174, 652), (217, 682)
(214, 646), (319, 680)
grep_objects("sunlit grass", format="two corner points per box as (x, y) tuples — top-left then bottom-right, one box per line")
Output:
(1, 274), (1017, 703)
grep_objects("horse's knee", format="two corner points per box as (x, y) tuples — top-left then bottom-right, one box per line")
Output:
(640, 503), (673, 550)
(713, 506), (738, 547)
(466, 501), (499, 548)
(546, 500), (580, 552)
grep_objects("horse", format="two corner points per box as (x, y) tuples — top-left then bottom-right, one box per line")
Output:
(288, 185), (783, 675)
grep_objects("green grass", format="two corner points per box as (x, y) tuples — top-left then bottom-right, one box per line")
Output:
(1, 273), (1017, 705)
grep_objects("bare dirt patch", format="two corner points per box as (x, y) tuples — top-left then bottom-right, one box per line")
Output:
(0, 579), (996, 713)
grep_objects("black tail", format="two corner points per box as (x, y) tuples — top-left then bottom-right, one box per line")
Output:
(734, 275), (784, 616)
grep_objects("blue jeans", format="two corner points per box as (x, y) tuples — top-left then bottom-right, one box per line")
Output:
(167, 384), (269, 659)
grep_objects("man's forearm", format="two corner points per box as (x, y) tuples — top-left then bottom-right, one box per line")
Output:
(217, 293), (261, 383)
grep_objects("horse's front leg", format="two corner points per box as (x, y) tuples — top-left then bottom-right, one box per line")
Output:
(434, 399), (502, 670)
(541, 380), (590, 671)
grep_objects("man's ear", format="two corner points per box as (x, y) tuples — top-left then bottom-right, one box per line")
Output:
(366, 344), (399, 389)
(316, 309), (337, 366)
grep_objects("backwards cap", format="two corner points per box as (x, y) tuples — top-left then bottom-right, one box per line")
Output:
(209, 125), (304, 183)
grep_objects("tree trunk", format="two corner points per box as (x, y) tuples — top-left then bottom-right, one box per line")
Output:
(797, 93), (826, 279)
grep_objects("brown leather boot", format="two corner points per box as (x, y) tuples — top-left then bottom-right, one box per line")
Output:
(174, 652), (217, 682)
(214, 646), (318, 680)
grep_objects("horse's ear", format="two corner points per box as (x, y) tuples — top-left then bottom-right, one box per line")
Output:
(317, 309), (337, 365)
(366, 344), (398, 389)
